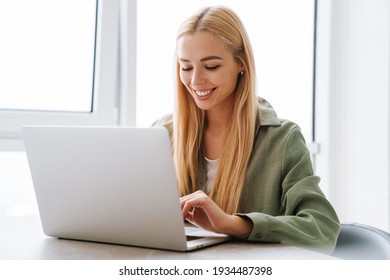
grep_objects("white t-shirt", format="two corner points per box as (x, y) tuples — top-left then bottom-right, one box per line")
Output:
(205, 157), (219, 193)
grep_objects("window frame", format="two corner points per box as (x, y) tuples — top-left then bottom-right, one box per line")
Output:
(0, 0), (120, 150)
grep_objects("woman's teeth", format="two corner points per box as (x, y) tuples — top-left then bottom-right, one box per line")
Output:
(195, 89), (213, 96)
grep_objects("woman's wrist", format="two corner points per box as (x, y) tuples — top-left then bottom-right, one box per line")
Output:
(222, 215), (253, 237)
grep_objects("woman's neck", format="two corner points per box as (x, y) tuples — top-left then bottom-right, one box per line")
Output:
(203, 108), (233, 160)
(205, 103), (233, 130)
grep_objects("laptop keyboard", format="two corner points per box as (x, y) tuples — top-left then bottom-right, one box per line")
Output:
(186, 235), (203, 241)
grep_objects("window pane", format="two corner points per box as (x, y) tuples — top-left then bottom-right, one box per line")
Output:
(0, 0), (97, 112)
(137, 0), (314, 142)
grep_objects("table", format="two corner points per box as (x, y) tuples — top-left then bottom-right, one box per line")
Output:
(0, 216), (336, 260)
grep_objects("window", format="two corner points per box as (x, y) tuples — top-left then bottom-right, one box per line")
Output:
(0, 0), (119, 216)
(0, 0), (96, 112)
(0, 0), (119, 150)
(136, 0), (315, 144)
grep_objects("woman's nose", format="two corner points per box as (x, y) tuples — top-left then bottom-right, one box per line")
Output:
(191, 69), (206, 85)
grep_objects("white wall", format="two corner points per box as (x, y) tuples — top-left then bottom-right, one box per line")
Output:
(316, 0), (390, 231)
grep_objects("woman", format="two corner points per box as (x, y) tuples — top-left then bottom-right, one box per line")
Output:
(154, 6), (340, 253)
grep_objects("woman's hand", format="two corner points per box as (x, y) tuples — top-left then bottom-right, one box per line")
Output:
(180, 190), (253, 237)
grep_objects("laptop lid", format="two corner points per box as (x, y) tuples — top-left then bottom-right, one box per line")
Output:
(22, 126), (229, 251)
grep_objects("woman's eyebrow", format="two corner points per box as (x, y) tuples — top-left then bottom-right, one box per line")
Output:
(179, 55), (223, 63)
(200, 55), (223, 62)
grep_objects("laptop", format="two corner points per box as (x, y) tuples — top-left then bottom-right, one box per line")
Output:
(22, 125), (231, 251)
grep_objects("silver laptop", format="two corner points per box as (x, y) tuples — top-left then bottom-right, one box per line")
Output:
(22, 125), (230, 251)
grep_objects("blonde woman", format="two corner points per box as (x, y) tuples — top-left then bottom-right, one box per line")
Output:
(154, 6), (340, 253)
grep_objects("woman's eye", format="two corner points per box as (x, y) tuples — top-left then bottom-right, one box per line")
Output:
(206, 65), (220, 70)
(181, 67), (193, 72)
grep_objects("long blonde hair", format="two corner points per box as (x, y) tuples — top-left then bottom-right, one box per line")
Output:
(173, 6), (257, 214)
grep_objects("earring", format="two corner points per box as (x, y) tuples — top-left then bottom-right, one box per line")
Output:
(240, 71), (244, 76)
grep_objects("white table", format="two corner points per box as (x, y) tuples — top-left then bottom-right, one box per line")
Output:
(0, 216), (337, 260)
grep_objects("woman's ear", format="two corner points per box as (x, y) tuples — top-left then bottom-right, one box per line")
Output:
(239, 64), (245, 76)
(239, 62), (245, 75)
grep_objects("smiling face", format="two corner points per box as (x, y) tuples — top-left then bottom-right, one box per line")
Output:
(177, 31), (243, 114)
